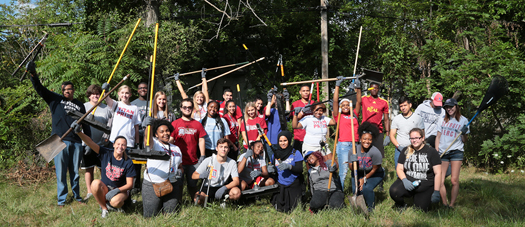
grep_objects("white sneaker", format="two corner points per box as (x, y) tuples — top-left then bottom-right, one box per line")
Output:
(101, 209), (109, 218)
(83, 193), (93, 201)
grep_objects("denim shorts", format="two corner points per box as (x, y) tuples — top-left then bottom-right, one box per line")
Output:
(441, 149), (464, 162)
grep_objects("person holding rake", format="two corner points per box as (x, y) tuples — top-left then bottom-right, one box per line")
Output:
(174, 69), (210, 121)
(305, 151), (345, 213)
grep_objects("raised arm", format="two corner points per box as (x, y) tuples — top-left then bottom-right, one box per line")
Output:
(174, 73), (189, 99)
(77, 131), (101, 154)
(201, 71), (209, 103)
(292, 112), (304, 129)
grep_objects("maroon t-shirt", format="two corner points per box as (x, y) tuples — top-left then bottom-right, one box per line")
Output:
(240, 117), (267, 149)
(223, 113), (239, 145)
(291, 99), (314, 141)
(170, 118), (207, 165)
(218, 100), (242, 119)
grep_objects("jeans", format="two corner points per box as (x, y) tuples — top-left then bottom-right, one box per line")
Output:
(394, 146), (406, 169)
(351, 170), (385, 209)
(336, 141), (356, 190)
(54, 140), (83, 205)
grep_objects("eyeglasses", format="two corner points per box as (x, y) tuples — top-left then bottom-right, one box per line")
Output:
(181, 106), (192, 110)
(409, 137), (422, 141)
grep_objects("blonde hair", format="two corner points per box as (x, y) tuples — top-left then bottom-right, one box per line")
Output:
(244, 101), (257, 120)
(152, 91), (170, 119)
(193, 91), (205, 118)
(117, 85), (131, 102)
(405, 128), (425, 160)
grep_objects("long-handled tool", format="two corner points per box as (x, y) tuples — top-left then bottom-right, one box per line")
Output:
(35, 75), (130, 163)
(14, 32), (48, 81)
(166, 61), (252, 79)
(145, 23), (159, 148)
(280, 76), (359, 86)
(195, 165), (210, 205)
(204, 165), (214, 207)
(348, 100), (367, 214)
(440, 75), (508, 157)
(256, 123), (273, 164)
(325, 108), (342, 208)
(236, 84), (252, 151)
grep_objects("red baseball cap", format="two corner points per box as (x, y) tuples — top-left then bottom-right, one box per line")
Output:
(431, 92), (443, 107)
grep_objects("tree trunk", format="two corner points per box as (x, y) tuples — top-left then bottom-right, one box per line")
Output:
(145, 0), (160, 27)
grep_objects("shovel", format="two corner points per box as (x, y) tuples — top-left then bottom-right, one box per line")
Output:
(36, 75), (130, 162)
(325, 108), (342, 209)
(347, 100), (367, 215)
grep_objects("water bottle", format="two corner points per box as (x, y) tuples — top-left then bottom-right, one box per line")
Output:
(412, 180), (421, 187)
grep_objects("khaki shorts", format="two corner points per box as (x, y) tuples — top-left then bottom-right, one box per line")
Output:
(302, 143), (331, 156)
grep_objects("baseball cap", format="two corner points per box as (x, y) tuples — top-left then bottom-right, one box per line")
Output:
(431, 92), (443, 107)
(303, 150), (314, 163)
(443, 98), (458, 107)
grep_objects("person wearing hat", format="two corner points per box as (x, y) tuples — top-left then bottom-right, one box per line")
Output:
(390, 96), (425, 167)
(435, 98), (469, 208)
(415, 92), (445, 147)
(305, 150), (344, 213)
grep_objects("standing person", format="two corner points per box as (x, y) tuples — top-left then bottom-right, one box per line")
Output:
(333, 77), (361, 190)
(82, 85), (112, 201)
(240, 102), (267, 150)
(141, 119), (183, 217)
(223, 100), (241, 155)
(435, 98), (469, 208)
(201, 101), (231, 157)
(254, 97), (265, 119)
(293, 103), (336, 160)
(237, 141), (275, 190)
(414, 92), (445, 147)
(174, 69), (209, 121)
(152, 91), (175, 122)
(390, 96), (425, 166)
(27, 61), (91, 207)
(73, 125), (135, 218)
(169, 98), (207, 200)
(361, 82), (389, 157)
(305, 151), (344, 213)
(218, 89), (242, 118)
(265, 89), (291, 159)
(131, 82), (148, 144)
(104, 84), (142, 194)
(290, 85), (315, 152)
(192, 138), (241, 203)
(389, 128), (442, 212)
(269, 131), (304, 213)
(348, 122), (385, 212)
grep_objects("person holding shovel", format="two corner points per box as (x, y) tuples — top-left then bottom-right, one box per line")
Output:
(72, 124), (135, 218)
(305, 151), (345, 213)
(237, 141), (275, 190)
(174, 69), (209, 121)
(27, 61), (91, 207)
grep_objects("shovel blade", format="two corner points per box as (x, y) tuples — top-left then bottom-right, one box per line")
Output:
(356, 195), (368, 215)
(36, 134), (66, 163)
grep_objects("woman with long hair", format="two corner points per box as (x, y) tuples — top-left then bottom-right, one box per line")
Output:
(223, 100), (241, 154)
(435, 98), (469, 208)
(201, 100), (231, 157)
(152, 91), (175, 122)
(305, 151), (344, 213)
(240, 101), (267, 150)
(174, 70), (209, 121)
(105, 85), (141, 148)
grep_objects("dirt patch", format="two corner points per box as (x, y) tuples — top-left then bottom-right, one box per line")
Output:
(5, 160), (54, 187)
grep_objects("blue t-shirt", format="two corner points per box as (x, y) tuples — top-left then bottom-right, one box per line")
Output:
(266, 108), (282, 145)
(201, 117), (231, 149)
(98, 146), (136, 188)
(273, 150), (303, 186)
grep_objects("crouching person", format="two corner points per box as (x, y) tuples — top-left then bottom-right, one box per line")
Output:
(305, 151), (345, 213)
(72, 122), (135, 218)
(142, 118), (183, 217)
(192, 138), (241, 204)
(238, 141), (275, 190)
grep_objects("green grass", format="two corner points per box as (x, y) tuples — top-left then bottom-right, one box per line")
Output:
(2, 146), (525, 226)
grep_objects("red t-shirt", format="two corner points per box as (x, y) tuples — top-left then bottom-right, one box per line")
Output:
(170, 118), (207, 165)
(291, 99), (315, 141)
(218, 100), (242, 119)
(335, 110), (360, 142)
(240, 117), (267, 149)
(361, 95), (389, 133)
(257, 106), (266, 120)
(223, 114), (239, 144)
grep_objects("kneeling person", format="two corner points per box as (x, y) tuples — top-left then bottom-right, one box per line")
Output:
(192, 138), (241, 203)
(238, 141), (275, 190)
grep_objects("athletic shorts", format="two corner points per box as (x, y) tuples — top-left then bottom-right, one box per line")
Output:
(441, 149), (464, 162)
(207, 186), (231, 200)
(81, 146), (101, 169)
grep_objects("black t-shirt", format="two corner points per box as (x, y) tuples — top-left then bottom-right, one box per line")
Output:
(398, 145), (441, 182)
(98, 146), (136, 188)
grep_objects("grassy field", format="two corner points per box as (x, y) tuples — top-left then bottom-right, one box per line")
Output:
(2, 154), (525, 226)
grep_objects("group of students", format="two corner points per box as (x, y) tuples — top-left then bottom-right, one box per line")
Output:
(28, 60), (469, 218)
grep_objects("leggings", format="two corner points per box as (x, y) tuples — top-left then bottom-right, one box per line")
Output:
(389, 178), (434, 212)
(310, 190), (345, 212)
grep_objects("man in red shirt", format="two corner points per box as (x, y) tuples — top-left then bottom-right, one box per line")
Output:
(361, 82), (390, 157)
(218, 89), (242, 118)
(290, 84), (315, 152)
(169, 98), (207, 199)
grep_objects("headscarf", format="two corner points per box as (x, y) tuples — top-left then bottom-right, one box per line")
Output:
(274, 131), (294, 161)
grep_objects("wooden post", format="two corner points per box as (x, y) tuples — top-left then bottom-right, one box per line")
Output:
(320, 0), (329, 105)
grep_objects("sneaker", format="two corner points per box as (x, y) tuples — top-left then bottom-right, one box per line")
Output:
(101, 209), (109, 218)
(83, 193), (93, 201)
(106, 203), (125, 213)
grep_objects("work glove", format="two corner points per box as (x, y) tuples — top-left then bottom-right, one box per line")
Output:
(353, 78), (361, 89)
(277, 163), (292, 171)
(101, 83), (110, 93)
(349, 154), (358, 163)
(84, 146), (93, 156)
(460, 125), (468, 135)
(174, 72), (180, 81)
(328, 164), (338, 173)
(335, 76), (344, 87)
(294, 107), (302, 116)
(302, 106), (312, 115)
(250, 170), (262, 179)
(215, 186), (228, 199)
(26, 61), (37, 77)
(401, 178), (415, 191)
(105, 188), (121, 201)
(201, 68), (207, 78)
(383, 136), (391, 147)
(199, 170), (210, 179)
(283, 89), (290, 101)
(267, 89), (274, 103)
(197, 156), (205, 168)
(431, 190), (441, 203)
(142, 116), (154, 128)
(267, 164), (276, 174)
(70, 120), (82, 134)
(244, 149), (254, 158)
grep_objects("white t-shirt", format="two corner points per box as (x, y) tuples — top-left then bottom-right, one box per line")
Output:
(109, 100), (142, 147)
(195, 155), (239, 187)
(237, 152), (266, 183)
(299, 115), (331, 146)
(391, 112), (425, 147)
(144, 138), (183, 183)
(193, 103), (208, 122)
(414, 100), (445, 137)
(84, 102), (112, 145)
(437, 116), (470, 154)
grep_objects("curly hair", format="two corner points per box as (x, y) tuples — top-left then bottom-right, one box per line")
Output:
(311, 151), (327, 169)
(358, 121), (380, 140)
(152, 119), (174, 136)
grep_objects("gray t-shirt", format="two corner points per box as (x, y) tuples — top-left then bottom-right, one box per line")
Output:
(414, 100), (445, 137)
(237, 153), (266, 183)
(131, 98), (148, 124)
(195, 155), (238, 187)
(391, 112), (425, 147)
(352, 146), (383, 173)
(84, 102), (112, 145)
(308, 160), (337, 191)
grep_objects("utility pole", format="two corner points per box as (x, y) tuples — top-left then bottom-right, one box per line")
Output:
(320, 0), (329, 102)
